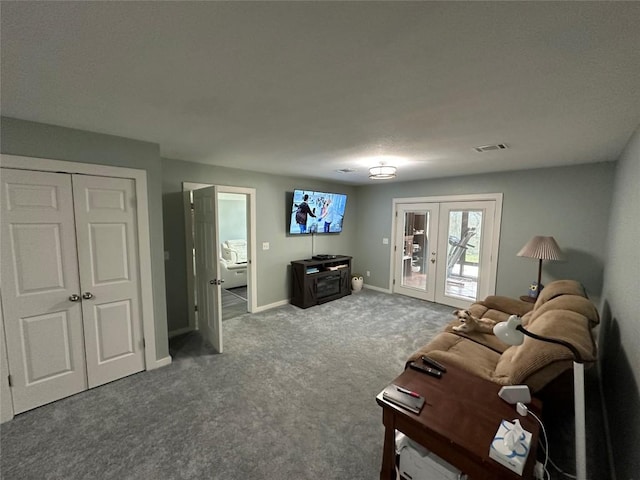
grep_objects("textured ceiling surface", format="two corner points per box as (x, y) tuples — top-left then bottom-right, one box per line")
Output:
(2, 2), (639, 184)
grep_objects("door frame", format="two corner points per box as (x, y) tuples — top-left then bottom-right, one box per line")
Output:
(0, 293), (13, 423)
(182, 182), (257, 336)
(390, 193), (503, 300)
(0, 154), (162, 378)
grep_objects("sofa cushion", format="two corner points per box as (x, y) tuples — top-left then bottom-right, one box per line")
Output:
(221, 245), (235, 262)
(441, 320), (511, 354)
(534, 279), (585, 309)
(475, 296), (535, 317)
(407, 332), (501, 382)
(493, 309), (596, 392)
(222, 239), (247, 263)
(527, 294), (600, 328)
(226, 239), (246, 248)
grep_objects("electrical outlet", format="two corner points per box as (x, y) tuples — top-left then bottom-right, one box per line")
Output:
(366, 271), (370, 277)
(262, 242), (270, 250)
(382, 237), (389, 244)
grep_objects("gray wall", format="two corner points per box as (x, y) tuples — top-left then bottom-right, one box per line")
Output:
(353, 163), (615, 301)
(0, 117), (170, 360)
(161, 157), (359, 332)
(599, 125), (640, 478)
(219, 195), (247, 243)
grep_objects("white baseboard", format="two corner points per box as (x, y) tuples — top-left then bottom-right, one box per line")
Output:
(168, 327), (194, 339)
(253, 299), (290, 313)
(150, 355), (172, 370)
(363, 284), (392, 294)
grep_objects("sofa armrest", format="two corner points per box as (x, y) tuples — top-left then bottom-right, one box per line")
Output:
(477, 296), (534, 317)
(221, 247), (238, 264)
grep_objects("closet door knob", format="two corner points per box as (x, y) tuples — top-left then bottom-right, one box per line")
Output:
(69, 294), (81, 302)
(82, 292), (94, 300)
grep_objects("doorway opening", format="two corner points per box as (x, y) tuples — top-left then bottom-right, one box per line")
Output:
(217, 192), (249, 322)
(181, 182), (257, 352)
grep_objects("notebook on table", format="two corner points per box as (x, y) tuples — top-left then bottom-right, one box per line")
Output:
(381, 384), (425, 414)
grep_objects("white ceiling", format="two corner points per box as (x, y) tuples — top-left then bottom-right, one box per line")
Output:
(2, 1), (639, 185)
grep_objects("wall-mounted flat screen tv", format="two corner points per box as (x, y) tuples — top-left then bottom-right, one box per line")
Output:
(289, 189), (348, 235)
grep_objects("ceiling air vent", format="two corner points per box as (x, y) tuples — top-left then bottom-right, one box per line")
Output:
(336, 168), (357, 173)
(474, 143), (508, 153)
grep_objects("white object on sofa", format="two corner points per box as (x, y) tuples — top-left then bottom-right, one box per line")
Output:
(219, 239), (247, 289)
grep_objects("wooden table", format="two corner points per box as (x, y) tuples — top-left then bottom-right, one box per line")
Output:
(376, 365), (541, 480)
(519, 295), (536, 304)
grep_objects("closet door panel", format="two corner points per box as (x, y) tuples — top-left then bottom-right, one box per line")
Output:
(0, 169), (87, 414)
(72, 175), (145, 388)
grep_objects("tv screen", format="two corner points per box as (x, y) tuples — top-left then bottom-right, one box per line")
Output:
(289, 189), (347, 235)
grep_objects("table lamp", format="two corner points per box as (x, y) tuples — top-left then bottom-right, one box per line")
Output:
(494, 315), (586, 480)
(517, 236), (563, 297)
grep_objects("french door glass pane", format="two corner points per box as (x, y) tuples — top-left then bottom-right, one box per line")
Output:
(445, 209), (482, 300)
(401, 211), (429, 291)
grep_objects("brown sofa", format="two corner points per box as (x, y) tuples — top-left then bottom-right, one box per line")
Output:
(407, 280), (600, 393)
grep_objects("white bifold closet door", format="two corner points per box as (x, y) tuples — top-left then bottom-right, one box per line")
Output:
(1, 168), (144, 414)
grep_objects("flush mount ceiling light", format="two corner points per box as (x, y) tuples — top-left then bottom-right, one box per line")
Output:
(368, 165), (397, 180)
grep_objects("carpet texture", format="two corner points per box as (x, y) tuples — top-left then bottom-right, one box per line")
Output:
(0, 290), (453, 480)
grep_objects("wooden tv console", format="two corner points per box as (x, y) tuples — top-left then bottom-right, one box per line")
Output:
(290, 256), (352, 308)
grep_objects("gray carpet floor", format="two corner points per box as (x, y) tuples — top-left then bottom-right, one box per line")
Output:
(0, 289), (608, 479)
(0, 290), (453, 480)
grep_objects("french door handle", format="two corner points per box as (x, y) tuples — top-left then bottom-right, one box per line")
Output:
(209, 279), (225, 285)
(69, 294), (81, 302)
(82, 292), (94, 300)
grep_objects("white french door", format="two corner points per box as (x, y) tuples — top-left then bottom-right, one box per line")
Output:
(1, 168), (145, 413)
(393, 203), (439, 301)
(393, 198), (499, 308)
(434, 201), (496, 307)
(193, 186), (223, 353)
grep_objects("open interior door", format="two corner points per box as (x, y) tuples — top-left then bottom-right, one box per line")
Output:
(193, 186), (223, 353)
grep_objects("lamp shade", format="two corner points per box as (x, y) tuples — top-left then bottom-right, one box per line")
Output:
(517, 236), (563, 261)
(493, 315), (525, 345)
(368, 165), (396, 180)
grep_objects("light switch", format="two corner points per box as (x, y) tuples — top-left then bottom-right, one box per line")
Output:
(164, 251), (170, 261)
(262, 242), (270, 250)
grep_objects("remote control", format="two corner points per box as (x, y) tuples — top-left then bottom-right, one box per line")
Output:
(409, 362), (442, 378)
(421, 355), (446, 373)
